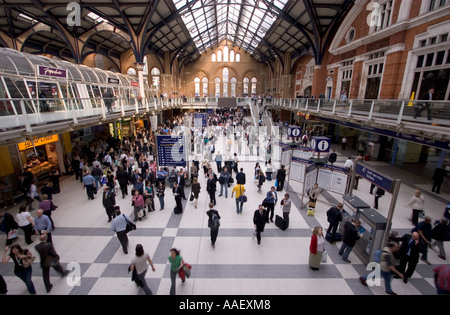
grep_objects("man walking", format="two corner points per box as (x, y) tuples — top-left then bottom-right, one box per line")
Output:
(396, 232), (425, 283)
(275, 165), (286, 192)
(253, 204), (269, 245)
(206, 203), (221, 247)
(338, 219), (361, 263)
(207, 174), (217, 206)
(231, 183), (246, 214)
(102, 186), (116, 222)
(82, 171), (95, 200)
(35, 234), (68, 293)
(265, 186), (278, 223)
(110, 208), (133, 254)
(414, 87), (434, 120)
(172, 182), (183, 214)
(432, 164), (448, 194)
(34, 209), (53, 243)
(326, 203), (343, 243)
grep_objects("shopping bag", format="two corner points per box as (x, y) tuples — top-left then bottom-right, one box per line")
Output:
(321, 251), (328, 263)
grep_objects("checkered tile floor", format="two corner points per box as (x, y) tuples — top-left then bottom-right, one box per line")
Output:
(0, 148), (448, 295)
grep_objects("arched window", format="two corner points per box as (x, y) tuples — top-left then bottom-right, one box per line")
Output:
(243, 77), (249, 95)
(251, 77), (257, 95)
(151, 67), (160, 91)
(223, 46), (229, 62)
(127, 67), (137, 76)
(236, 53), (241, 62)
(223, 68), (229, 97)
(230, 77), (237, 97)
(194, 77), (201, 96)
(202, 77), (208, 96)
(217, 50), (222, 62)
(212, 53), (216, 62)
(230, 50), (235, 62)
(215, 77), (221, 97)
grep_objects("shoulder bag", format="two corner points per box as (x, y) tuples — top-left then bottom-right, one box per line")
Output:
(238, 185), (247, 203)
(123, 214), (136, 233)
(22, 250), (36, 268)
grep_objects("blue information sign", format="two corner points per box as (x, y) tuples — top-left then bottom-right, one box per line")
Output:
(355, 163), (393, 192)
(288, 126), (302, 137)
(310, 136), (331, 153)
(156, 135), (186, 167)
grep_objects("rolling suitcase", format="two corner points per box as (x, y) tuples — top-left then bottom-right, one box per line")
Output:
(275, 215), (287, 231)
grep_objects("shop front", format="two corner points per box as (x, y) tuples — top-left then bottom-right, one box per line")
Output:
(17, 134), (64, 182)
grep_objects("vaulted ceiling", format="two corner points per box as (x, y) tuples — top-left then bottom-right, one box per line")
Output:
(0, 0), (354, 69)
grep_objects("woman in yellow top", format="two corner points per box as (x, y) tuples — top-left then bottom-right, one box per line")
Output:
(231, 183), (246, 214)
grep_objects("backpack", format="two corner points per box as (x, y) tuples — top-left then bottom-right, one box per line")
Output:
(212, 213), (220, 228)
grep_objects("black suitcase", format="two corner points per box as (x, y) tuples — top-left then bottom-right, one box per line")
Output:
(275, 215), (287, 231)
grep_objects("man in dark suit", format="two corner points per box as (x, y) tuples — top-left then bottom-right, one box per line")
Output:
(177, 171), (187, 200)
(206, 203), (221, 247)
(172, 182), (183, 214)
(432, 164), (448, 194)
(396, 232), (425, 283)
(236, 168), (246, 185)
(253, 204), (269, 245)
(207, 174), (217, 206)
(35, 234), (68, 293)
(116, 166), (129, 199)
(414, 87), (434, 120)
(276, 165), (286, 191)
(102, 186), (116, 222)
(326, 203), (343, 243)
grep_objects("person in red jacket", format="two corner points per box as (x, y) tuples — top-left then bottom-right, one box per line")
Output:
(309, 226), (325, 271)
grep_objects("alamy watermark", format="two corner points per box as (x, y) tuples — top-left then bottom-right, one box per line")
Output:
(67, 2), (81, 27)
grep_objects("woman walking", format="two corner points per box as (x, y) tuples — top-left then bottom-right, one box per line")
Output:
(191, 177), (201, 208)
(309, 226), (325, 271)
(143, 181), (155, 213)
(168, 248), (185, 295)
(132, 190), (145, 221)
(156, 180), (165, 210)
(130, 244), (156, 295)
(2, 245), (36, 294)
(16, 206), (34, 245)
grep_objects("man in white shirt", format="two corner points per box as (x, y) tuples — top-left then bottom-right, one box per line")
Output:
(344, 157), (354, 170)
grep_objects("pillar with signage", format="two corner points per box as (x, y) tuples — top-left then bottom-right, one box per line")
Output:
(135, 62), (147, 111)
(349, 161), (401, 265)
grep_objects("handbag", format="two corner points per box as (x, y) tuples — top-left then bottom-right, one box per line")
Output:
(182, 263), (192, 278)
(22, 250), (36, 268)
(7, 229), (18, 240)
(238, 185), (247, 203)
(189, 192), (195, 202)
(308, 201), (316, 208)
(123, 214), (136, 233)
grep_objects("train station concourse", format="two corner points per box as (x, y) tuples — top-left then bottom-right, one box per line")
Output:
(0, 0), (449, 296)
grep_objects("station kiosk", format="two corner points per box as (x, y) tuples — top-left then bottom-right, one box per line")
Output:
(353, 207), (388, 265)
(339, 195), (370, 236)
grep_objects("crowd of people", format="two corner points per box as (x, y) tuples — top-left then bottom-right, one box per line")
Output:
(0, 107), (448, 296)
